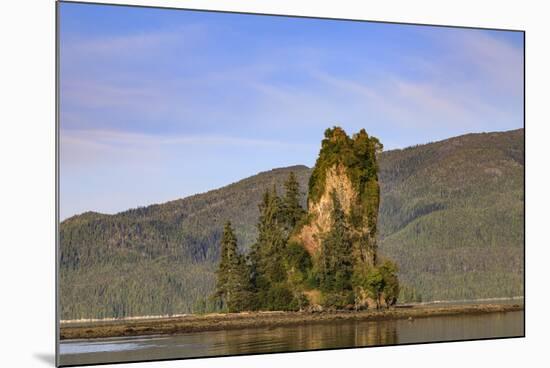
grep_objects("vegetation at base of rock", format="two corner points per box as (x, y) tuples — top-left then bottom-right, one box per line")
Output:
(214, 174), (312, 312)
(59, 129), (524, 319)
(353, 259), (400, 309)
(214, 127), (399, 312)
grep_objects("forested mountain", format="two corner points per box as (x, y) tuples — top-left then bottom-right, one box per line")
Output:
(378, 128), (524, 301)
(60, 129), (524, 319)
(60, 166), (310, 319)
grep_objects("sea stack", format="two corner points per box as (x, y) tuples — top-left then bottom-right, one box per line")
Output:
(294, 126), (383, 267)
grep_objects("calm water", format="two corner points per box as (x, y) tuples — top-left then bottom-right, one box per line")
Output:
(59, 311), (524, 366)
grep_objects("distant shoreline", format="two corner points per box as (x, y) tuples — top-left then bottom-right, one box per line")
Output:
(60, 303), (523, 341)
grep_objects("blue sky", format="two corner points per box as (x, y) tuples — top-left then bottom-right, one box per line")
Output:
(59, 2), (524, 220)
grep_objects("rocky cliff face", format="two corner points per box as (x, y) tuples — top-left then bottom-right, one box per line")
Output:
(298, 163), (356, 254)
(295, 127), (382, 267)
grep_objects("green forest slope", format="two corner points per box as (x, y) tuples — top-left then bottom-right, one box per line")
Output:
(60, 129), (524, 319)
(60, 167), (310, 319)
(377, 129), (524, 301)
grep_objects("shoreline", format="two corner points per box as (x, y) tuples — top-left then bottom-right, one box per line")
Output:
(60, 303), (523, 341)
(59, 296), (525, 325)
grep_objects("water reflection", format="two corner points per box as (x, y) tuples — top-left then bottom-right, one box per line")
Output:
(208, 320), (398, 355)
(59, 311), (523, 366)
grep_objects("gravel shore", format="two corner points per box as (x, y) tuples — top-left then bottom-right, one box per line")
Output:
(60, 303), (523, 340)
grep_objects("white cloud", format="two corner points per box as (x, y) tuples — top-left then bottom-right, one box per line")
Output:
(60, 128), (314, 167)
(62, 80), (163, 109)
(60, 22), (524, 166)
(455, 31), (523, 93)
(62, 24), (206, 59)
(63, 128), (310, 147)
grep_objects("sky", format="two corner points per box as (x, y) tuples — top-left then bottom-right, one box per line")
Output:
(59, 2), (524, 220)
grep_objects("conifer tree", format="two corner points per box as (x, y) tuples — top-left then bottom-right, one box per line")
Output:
(319, 191), (354, 292)
(215, 221), (253, 312)
(249, 188), (288, 305)
(379, 260), (399, 307)
(282, 172), (306, 230)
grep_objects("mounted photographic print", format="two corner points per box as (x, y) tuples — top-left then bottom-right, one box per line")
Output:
(56, 1), (525, 366)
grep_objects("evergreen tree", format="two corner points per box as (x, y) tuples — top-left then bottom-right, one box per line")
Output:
(250, 189), (287, 290)
(364, 266), (384, 309)
(353, 260), (399, 309)
(379, 260), (399, 307)
(215, 221), (253, 312)
(282, 172), (306, 230)
(319, 191), (354, 292)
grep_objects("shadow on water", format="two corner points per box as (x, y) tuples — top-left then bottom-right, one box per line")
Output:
(33, 353), (55, 366)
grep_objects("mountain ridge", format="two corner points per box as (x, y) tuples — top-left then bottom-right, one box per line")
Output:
(62, 128), (523, 223)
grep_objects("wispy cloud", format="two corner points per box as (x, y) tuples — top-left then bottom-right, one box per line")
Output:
(62, 129), (310, 148)
(62, 24), (207, 60)
(61, 129), (314, 167)
(62, 80), (163, 109)
(59, 4), (523, 218)
(454, 31), (523, 92)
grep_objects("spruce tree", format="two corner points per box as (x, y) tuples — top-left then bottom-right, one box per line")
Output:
(282, 172), (306, 230)
(379, 260), (399, 307)
(320, 191), (353, 292)
(215, 221), (253, 312)
(250, 188), (288, 306)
